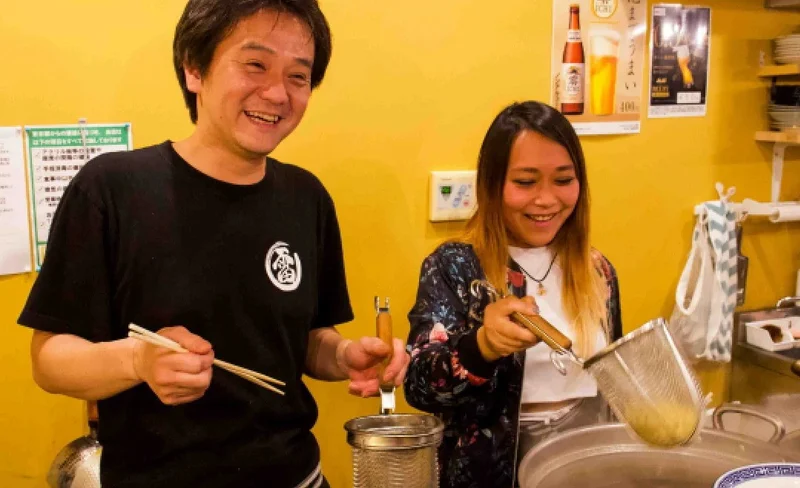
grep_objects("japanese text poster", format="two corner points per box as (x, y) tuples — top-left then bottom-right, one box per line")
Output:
(25, 123), (132, 269)
(550, 0), (647, 135)
(649, 5), (711, 118)
(0, 127), (33, 276)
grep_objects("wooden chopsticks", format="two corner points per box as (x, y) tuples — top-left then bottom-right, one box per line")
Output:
(128, 323), (285, 396)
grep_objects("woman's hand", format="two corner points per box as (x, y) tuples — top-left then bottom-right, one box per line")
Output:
(476, 296), (540, 362)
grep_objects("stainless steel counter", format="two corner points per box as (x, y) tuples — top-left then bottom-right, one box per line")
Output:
(730, 306), (800, 404)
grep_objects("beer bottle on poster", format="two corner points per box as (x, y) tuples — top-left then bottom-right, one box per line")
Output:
(561, 4), (585, 115)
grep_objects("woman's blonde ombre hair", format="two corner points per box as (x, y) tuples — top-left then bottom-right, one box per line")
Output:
(462, 101), (607, 358)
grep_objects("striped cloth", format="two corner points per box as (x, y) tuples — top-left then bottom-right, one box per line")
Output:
(700, 185), (737, 362)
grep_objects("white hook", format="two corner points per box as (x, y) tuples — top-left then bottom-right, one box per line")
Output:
(714, 182), (736, 202)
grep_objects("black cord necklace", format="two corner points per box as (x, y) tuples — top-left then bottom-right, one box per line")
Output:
(517, 251), (558, 296)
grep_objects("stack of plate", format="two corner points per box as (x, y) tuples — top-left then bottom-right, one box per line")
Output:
(769, 84), (800, 131)
(768, 104), (800, 130)
(774, 34), (800, 64)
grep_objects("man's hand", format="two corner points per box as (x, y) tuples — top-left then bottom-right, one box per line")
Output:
(337, 337), (409, 397)
(132, 326), (214, 406)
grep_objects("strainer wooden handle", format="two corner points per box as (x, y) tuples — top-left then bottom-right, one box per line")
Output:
(512, 312), (573, 353)
(87, 401), (98, 425)
(376, 297), (394, 390)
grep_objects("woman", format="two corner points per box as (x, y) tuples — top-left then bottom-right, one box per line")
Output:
(404, 101), (622, 488)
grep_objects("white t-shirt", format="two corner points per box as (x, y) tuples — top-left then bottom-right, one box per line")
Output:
(509, 246), (606, 406)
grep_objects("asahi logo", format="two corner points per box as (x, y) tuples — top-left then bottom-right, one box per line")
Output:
(592, 0), (617, 18)
(265, 241), (302, 291)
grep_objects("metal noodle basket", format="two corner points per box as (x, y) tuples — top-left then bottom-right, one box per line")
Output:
(345, 413), (444, 488)
(344, 297), (445, 487)
(471, 280), (704, 448)
(583, 318), (704, 447)
(47, 402), (102, 488)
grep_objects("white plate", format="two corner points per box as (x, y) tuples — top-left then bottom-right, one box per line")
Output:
(715, 464), (800, 488)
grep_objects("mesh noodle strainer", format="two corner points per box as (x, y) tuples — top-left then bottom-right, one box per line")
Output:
(344, 297), (445, 487)
(471, 280), (705, 448)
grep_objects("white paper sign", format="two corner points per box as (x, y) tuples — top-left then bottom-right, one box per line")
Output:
(0, 127), (33, 276)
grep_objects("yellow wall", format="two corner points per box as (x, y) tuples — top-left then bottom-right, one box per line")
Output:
(2, 0), (800, 486)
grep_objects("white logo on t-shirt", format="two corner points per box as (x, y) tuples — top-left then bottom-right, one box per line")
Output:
(265, 241), (302, 291)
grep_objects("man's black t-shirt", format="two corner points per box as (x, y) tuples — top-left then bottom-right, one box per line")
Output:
(18, 142), (353, 487)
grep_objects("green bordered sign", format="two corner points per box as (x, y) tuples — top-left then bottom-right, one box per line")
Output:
(25, 123), (132, 270)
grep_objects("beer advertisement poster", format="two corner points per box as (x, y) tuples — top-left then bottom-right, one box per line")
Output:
(648, 5), (711, 118)
(550, 0), (647, 135)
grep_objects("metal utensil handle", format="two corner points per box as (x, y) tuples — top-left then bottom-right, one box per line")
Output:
(512, 312), (573, 353)
(375, 297), (394, 390)
(713, 403), (787, 444)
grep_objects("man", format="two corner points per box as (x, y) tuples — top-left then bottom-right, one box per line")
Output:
(18, 1), (409, 487)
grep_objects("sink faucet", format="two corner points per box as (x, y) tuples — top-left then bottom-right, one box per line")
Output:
(776, 296), (800, 308)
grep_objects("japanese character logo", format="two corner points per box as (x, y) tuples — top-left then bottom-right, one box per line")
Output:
(265, 241), (302, 291)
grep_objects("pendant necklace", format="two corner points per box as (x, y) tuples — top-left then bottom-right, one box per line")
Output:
(518, 252), (558, 296)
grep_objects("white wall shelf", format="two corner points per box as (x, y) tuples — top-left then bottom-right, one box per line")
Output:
(755, 132), (800, 203)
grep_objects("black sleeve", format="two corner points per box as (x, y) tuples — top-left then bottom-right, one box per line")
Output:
(313, 190), (354, 329)
(404, 246), (502, 413)
(17, 180), (113, 342)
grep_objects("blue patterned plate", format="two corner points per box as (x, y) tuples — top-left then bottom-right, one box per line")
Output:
(715, 464), (800, 487)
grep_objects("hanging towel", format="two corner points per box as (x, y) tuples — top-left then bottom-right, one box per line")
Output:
(700, 183), (738, 362)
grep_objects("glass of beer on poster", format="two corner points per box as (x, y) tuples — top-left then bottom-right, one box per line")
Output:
(550, 0), (646, 134)
(675, 45), (694, 88)
(589, 28), (620, 116)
